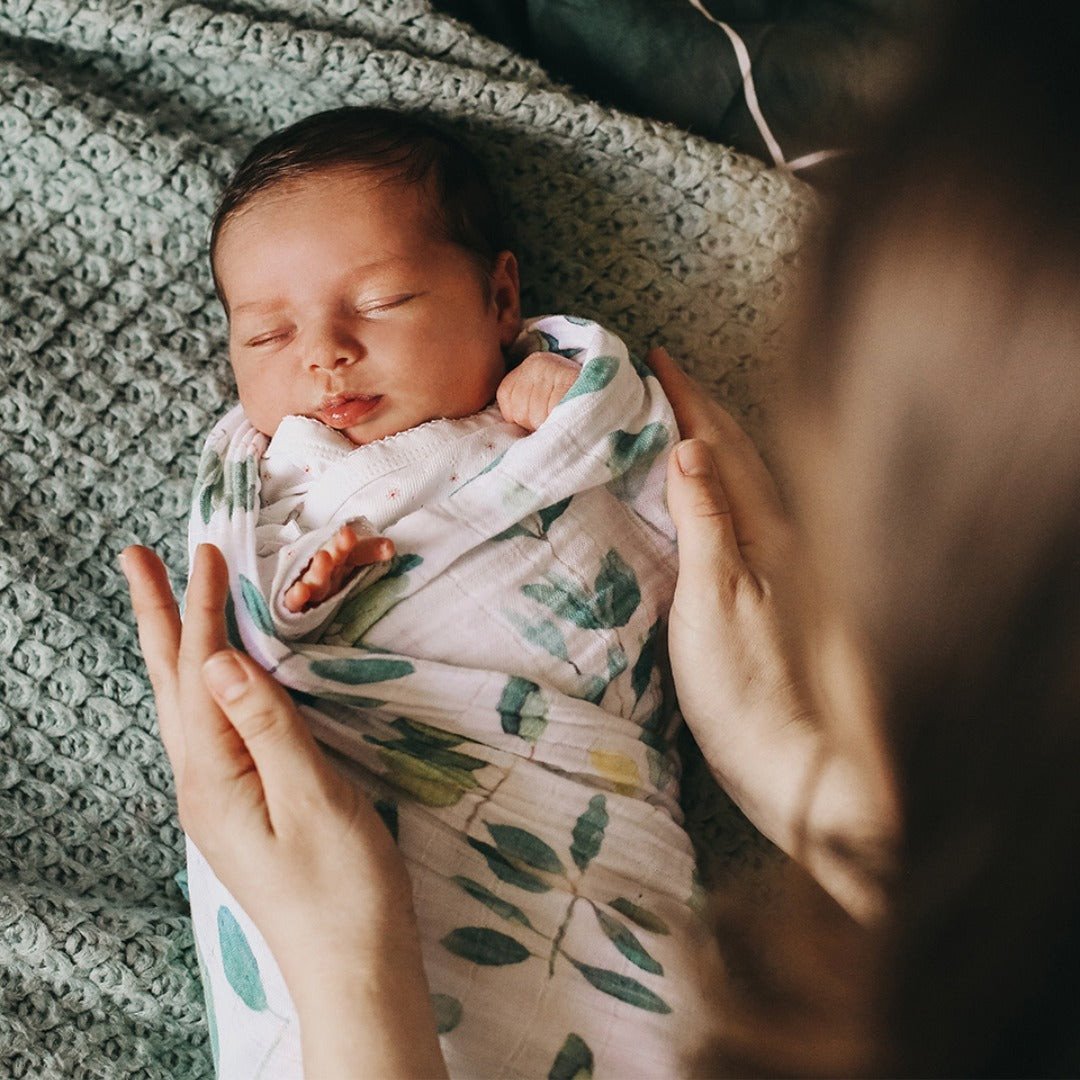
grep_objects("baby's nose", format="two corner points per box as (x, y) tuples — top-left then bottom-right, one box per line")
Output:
(308, 322), (363, 371)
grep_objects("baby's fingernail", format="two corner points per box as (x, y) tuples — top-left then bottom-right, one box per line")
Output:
(675, 439), (715, 477)
(203, 652), (249, 703)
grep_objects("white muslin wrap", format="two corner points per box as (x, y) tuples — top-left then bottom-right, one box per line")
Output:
(184, 316), (712, 1078)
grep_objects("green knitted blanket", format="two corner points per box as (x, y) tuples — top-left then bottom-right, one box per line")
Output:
(0, 3), (813, 1074)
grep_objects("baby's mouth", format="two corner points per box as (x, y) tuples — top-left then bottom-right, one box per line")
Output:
(314, 394), (383, 429)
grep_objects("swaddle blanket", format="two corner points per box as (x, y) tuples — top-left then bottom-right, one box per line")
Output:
(185, 316), (710, 1078)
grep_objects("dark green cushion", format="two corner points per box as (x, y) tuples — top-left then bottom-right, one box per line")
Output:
(436, 0), (935, 174)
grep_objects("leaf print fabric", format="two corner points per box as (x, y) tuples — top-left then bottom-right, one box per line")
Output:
(217, 905), (267, 1012)
(568, 960), (672, 1015)
(184, 316), (708, 1077)
(609, 897), (671, 936)
(441, 926), (531, 966)
(571, 795), (609, 871)
(240, 575), (276, 639)
(549, 1034), (594, 1080)
(498, 675), (548, 740)
(594, 909), (664, 974)
(431, 993), (464, 1034)
(487, 824), (565, 873)
(309, 657), (414, 684)
(453, 876), (535, 928)
(522, 550), (641, 633)
(559, 354), (619, 403)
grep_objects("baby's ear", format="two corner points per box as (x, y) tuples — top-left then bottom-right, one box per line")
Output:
(490, 250), (521, 348)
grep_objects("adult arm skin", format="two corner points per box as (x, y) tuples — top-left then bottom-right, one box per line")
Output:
(121, 543), (448, 1079)
(647, 348), (898, 922)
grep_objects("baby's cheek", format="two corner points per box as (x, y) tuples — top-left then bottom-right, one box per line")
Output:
(234, 378), (285, 436)
(460, 349), (508, 411)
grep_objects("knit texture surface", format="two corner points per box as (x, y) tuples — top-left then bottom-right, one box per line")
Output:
(0, 2), (815, 1074)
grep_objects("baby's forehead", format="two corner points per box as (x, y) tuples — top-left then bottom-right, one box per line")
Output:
(255, 164), (441, 224)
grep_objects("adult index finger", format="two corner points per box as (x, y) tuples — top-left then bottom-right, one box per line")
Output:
(120, 545), (185, 774)
(175, 544), (252, 794)
(646, 346), (789, 561)
(202, 649), (331, 831)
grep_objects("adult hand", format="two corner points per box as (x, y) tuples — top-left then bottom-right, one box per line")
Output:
(647, 348), (895, 922)
(121, 542), (447, 1079)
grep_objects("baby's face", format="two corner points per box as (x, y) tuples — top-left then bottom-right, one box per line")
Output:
(215, 168), (519, 445)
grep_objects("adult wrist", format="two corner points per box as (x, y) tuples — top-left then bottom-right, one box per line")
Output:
(287, 918), (447, 1079)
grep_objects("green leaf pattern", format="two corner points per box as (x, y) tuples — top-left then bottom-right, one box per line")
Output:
(195, 447), (224, 525)
(467, 837), (551, 893)
(309, 657), (414, 684)
(239, 575), (275, 638)
(195, 445), (259, 523)
(431, 993), (463, 1035)
(571, 795), (608, 871)
(453, 876), (534, 928)
(493, 496), (572, 543)
(505, 611), (571, 663)
(367, 721), (487, 808)
(441, 794), (673, 1018)
(568, 959), (671, 1014)
(549, 1033), (594, 1080)
(522, 550), (642, 633)
(373, 798), (399, 842)
(537, 496), (572, 533)
(607, 422), (670, 477)
(217, 906), (266, 1012)
(330, 553), (422, 643)
(497, 676), (548, 741)
(609, 898), (671, 936)
(559, 354), (619, 404)
(486, 824), (565, 874)
(595, 909), (664, 974)
(441, 927), (530, 966)
(631, 619), (661, 704)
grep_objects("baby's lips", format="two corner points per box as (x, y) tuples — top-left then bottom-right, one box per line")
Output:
(316, 394), (383, 428)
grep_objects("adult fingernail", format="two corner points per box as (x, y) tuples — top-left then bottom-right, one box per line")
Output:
(675, 439), (715, 477)
(203, 652), (249, 702)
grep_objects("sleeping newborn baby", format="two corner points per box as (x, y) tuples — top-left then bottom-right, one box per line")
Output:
(186, 107), (710, 1079)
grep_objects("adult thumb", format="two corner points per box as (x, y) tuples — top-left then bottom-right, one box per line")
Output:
(666, 439), (744, 584)
(201, 650), (326, 804)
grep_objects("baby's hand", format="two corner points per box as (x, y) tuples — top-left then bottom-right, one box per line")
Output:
(496, 351), (580, 432)
(284, 525), (395, 613)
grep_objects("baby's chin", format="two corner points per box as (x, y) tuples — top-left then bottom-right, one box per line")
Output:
(340, 398), (500, 446)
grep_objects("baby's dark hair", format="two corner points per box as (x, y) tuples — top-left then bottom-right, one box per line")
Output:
(209, 106), (508, 308)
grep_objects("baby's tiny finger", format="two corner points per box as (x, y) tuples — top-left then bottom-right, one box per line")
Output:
(347, 536), (395, 569)
(334, 525), (358, 556)
(304, 549), (333, 587)
(285, 580), (310, 612)
(496, 372), (517, 419)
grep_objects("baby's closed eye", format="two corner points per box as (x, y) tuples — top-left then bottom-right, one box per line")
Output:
(355, 293), (417, 316)
(245, 328), (294, 347)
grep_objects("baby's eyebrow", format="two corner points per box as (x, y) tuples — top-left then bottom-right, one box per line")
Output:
(231, 300), (285, 316)
(230, 258), (411, 316)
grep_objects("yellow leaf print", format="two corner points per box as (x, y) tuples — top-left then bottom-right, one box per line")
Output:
(588, 749), (641, 795)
